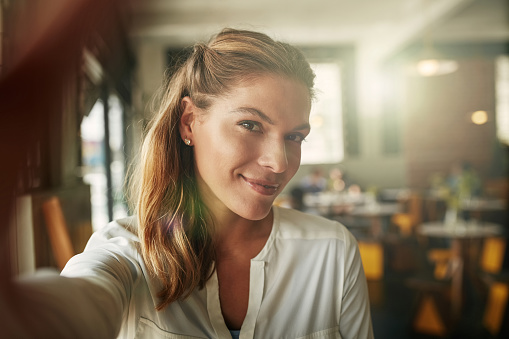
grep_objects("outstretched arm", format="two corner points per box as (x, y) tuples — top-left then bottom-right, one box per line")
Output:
(3, 270), (122, 339)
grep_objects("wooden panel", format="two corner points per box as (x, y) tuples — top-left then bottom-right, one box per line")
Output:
(403, 58), (498, 188)
(31, 185), (93, 269)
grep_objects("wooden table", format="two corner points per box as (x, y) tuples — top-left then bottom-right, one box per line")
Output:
(460, 198), (507, 220)
(303, 191), (367, 217)
(349, 203), (401, 237)
(418, 221), (503, 320)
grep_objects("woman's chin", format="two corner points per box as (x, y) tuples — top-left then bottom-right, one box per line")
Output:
(236, 203), (273, 221)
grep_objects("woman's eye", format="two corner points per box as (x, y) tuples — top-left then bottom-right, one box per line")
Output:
(239, 121), (261, 132)
(286, 133), (306, 143)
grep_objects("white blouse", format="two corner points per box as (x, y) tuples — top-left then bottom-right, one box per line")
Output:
(60, 206), (373, 339)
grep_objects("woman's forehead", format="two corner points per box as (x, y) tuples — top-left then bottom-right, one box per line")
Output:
(198, 76), (311, 128)
(212, 74), (311, 103)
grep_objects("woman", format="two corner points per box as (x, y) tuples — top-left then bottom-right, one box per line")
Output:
(60, 28), (373, 338)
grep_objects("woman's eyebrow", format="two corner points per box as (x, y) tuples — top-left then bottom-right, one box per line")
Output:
(231, 107), (274, 124)
(231, 107), (311, 131)
(293, 123), (311, 131)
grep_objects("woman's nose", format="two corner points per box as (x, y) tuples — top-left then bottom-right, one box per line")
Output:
(259, 140), (288, 173)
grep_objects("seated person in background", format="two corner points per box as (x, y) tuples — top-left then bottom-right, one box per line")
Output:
(446, 161), (482, 199)
(328, 167), (361, 195)
(328, 167), (347, 192)
(300, 167), (328, 193)
(289, 186), (306, 211)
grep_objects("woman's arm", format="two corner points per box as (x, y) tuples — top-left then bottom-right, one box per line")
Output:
(4, 270), (123, 339)
(2, 221), (142, 339)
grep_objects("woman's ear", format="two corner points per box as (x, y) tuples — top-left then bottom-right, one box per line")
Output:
(179, 96), (195, 144)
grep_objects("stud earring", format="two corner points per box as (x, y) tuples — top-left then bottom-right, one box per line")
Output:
(184, 138), (191, 146)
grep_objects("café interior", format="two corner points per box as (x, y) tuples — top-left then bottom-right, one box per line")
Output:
(1, 0), (508, 338)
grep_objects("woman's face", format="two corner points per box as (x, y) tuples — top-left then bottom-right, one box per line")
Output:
(180, 74), (311, 222)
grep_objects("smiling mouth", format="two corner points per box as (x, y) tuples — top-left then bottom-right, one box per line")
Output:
(241, 175), (280, 195)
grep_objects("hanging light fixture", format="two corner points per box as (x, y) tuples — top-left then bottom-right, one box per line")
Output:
(416, 58), (458, 77)
(410, 0), (459, 77)
(413, 38), (459, 77)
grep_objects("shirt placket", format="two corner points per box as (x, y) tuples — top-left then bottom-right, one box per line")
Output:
(205, 260), (266, 339)
(240, 260), (265, 339)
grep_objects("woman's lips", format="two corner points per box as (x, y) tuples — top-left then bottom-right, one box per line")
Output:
(241, 175), (280, 196)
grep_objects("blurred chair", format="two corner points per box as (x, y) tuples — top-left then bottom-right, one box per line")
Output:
(358, 240), (384, 281)
(477, 236), (507, 302)
(412, 294), (449, 337)
(42, 196), (75, 270)
(479, 237), (506, 275)
(407, 274), (453, 337)
(417, 236), (509, 337)
(385, 193), (423, 273)
(479, 237), (509, 337)
(390, 193), (422, 237)
(358, 240), (384, 306)
(407, 268), (456, 337)
(406, 240), (461, 337)
(428, 248), (454, 280)
(483, 281), (509, 337)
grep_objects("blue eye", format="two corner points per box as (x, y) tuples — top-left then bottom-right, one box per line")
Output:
(239, 121), (261, 132)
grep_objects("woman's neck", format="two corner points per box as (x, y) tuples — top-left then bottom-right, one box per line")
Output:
(213, 208), (273, 260)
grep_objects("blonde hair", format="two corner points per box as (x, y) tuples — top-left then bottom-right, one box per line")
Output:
(131, 28), (315, 310)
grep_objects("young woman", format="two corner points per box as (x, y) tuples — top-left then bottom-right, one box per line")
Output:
(58, 28), (373, 338)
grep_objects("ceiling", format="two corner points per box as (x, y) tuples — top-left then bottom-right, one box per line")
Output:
(130, 0), (508, 51)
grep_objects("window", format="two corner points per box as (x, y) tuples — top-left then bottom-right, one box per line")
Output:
(80, 94), (128, 230)
(301, 63), (344, 164)
(496, 55), (509, 146)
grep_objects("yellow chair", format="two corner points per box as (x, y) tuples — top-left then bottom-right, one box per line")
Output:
(391, 193), (422, 236)
(407, 244), (461, 337)
(483, 281), (509, 336)
(413, 294), (448, 337)
(391, 214), (414, 237)
(406, 274), (452, 338)
(358, 241), (384, 281)
(428, 248), (454, 280)
(479, 237), (508, 336)
(480, 237), (506, 274)
(358, 240), (384, 306)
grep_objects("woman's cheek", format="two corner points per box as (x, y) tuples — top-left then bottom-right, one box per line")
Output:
(287, 146), (302, 172)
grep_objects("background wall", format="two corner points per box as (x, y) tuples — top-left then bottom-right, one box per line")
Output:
(404, 58), (498, 188)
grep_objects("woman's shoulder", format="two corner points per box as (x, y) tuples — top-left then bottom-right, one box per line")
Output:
(114, 215), (139, 235)
(62, 215), (144, 282)
(83, 216), (140, 251)
(275, 206), (353, 243)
